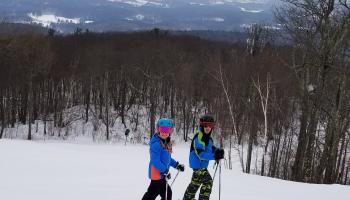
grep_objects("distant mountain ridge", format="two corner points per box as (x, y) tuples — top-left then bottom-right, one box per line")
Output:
(0, 22), (249, 45)
(0, 0), (275, 32)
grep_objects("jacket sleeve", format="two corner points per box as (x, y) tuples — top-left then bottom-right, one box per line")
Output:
(212, 144), (218, 155)
(194, 137), (215, 161)
(170, 158), (178, 168)
(150, 142), (167, 173)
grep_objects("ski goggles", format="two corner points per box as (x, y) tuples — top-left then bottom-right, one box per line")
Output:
(200, 122), (215, 129)
(158, 126), (173, 134)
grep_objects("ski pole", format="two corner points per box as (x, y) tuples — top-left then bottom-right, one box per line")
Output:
(165, 173), (172, 200)
(165, 177), (168, 200)
(219, 159), (222, 200)
(170, 170), (180, 187)
(213, 160), (222, 200)
(213, 160), (220, 180)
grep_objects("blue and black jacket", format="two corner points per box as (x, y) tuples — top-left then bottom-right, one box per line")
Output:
(147, 133), (178, 180)
(189, 129), (218, 169)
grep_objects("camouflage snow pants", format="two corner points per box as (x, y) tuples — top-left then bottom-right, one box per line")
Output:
(183, 168), (213, 200)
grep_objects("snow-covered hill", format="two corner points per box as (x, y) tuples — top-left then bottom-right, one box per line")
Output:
(0, 139), (349, 200)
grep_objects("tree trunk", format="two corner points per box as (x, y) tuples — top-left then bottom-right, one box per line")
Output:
(304, 108), (318, 182)
(182, 98), (188, 142)
(246, 132), (253, 173)
(10, 90), (16, 128)
(170, 85), (175, 119)
(0, 92), (5, 139)
(261, 139), (270, 176)
(345, 159), (350, 185)
(340, 138), (349, 184)
(85, 81), (90, 123)
(150, 87), (156, 138)
(120, 80), (126, 127)
(292, 91), (310, 181)
(106, 102), (109, 140)
(27, 81), (32, 140)
(246, 118), (256, 173)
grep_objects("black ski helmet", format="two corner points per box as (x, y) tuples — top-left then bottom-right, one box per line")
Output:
(199, 114), (215, 125)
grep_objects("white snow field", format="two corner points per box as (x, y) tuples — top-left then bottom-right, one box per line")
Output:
(0, 139), (349, 200)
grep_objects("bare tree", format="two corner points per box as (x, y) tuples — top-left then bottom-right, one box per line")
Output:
(253, 74), (271, 175)
(215, 61), (243, 171)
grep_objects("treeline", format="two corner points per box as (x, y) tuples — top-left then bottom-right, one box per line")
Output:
(170, 30), (248, 43)
(0, 22), (48, 36)
(0, 0), (350, 185)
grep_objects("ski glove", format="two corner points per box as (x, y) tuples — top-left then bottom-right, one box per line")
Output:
(214, 148), (225, 160)
(163, 170), (171, 180)
(175, 162), (185, 172)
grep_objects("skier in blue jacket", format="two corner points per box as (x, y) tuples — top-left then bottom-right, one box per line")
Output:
(142, 118), (185, 200)
(183, 114), (225, 200)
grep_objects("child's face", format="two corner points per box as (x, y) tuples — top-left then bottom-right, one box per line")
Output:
(203, 126), (212, 134)
(158, 126), (173, 139)
(159, 131), (170, 139)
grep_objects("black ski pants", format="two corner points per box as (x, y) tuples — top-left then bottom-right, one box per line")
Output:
(142, 179), (172, 200)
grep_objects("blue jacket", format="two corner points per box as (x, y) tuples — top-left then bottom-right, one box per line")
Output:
(189, 130), (217, 169)
(148, 134), (178, 180)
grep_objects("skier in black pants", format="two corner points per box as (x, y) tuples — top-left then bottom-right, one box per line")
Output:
(142, 118), (185, 200)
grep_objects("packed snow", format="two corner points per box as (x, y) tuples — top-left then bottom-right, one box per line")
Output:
(107, 0), (169, 8)
(1, 139), (349, 200)
(108, 0), (150, 7)
(28, 13), (81, 27)
(107, 0), (272, 7)
(189, 2), (206, 6)
(125, 14), (145, 21)
(240, 7), (264, 13)
(206, 0), (272, 5)
(204, 17), (225, 22)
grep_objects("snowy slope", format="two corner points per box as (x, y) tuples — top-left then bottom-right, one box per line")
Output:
(0, 139), (349, 200)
